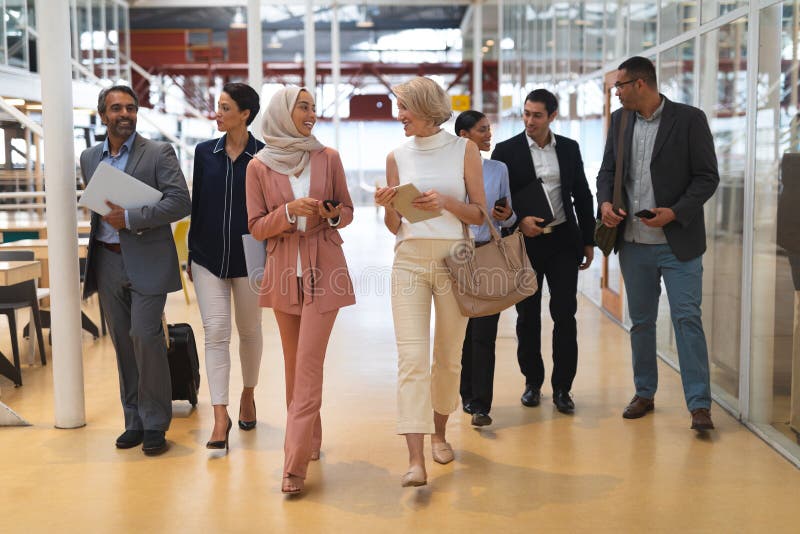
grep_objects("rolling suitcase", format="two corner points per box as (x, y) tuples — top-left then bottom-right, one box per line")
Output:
(165, 322), (200, 406)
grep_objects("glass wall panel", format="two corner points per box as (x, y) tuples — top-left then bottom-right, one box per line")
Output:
(6, 0), (30, 69)
(751, 1), (800, 456)
(583, 2), (604, 73)
(702, 0), (748, 25)
(659, 40), (694, 104)
(555, 3), (570, 83)
(660, 0), (698, 42)
(695, 17), (748, 404)
(604, 0), (625, 62)
(575, 76), (607, 304)
(629, 2), (657, 51)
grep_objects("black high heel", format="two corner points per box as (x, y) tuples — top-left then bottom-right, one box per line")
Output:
(238, 400), (257, 431)
(206, 417), (232, 450)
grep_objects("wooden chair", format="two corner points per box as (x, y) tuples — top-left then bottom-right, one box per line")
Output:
(173, 218), (191, 304)
(0, 250), (47, 385)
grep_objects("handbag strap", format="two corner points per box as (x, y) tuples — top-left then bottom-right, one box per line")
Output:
(459, 205), (502, 243)
(611, 110), (631, 211)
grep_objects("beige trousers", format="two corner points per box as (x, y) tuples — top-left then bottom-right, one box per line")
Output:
(392, 239), (468, 434)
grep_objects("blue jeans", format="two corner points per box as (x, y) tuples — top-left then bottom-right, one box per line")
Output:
(619, 242), (711, 411)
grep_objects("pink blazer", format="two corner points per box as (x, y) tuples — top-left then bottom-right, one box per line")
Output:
(246, 147), (356, 315)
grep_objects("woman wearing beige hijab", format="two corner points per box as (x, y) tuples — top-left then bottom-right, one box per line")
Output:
(246, 86), (355, 495)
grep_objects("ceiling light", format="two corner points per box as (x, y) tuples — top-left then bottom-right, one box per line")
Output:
(4, 98), (25, 106)
(356, 5), (374, 28)
(485, 39), (495, 47)
(230, 7), (246, 29)
(481, 46), (489, 53)
(267, 34), (282, 49)
(26, 103), (42, 110)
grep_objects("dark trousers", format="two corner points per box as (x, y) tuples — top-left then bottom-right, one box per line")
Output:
(460, 312), (501, 414)
(516, 225), (579, 392)
(94, 247), (172, 431)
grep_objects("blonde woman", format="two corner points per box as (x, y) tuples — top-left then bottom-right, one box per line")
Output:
(246, 86), (355, 494)
(375, 77), (486, 487)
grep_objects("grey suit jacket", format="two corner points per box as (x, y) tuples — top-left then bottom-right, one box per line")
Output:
(596, 96), (720, 261)
(80, 134), (191, 298)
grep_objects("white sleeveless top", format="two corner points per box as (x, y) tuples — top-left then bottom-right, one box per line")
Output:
(392, 130), (468, 243)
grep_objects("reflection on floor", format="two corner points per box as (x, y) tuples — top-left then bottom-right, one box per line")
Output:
(0, 208), (799, 531)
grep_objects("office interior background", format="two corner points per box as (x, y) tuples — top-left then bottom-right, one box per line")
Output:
(0, 0), (798, 475)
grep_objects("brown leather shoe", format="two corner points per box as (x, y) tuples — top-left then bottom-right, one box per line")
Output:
(622, 395), (654, 419)
(690, 408), (714, 431)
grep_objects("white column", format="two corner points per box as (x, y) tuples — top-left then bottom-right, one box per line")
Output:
(304, 0), (316, 96)
(331, 2), (341, 150)
(36, 0), (86, 428)
(472, 0), (483, 112)
(247, 0), (264, 138)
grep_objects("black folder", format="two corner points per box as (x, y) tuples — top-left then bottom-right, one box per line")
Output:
(511, 179), (555, 227)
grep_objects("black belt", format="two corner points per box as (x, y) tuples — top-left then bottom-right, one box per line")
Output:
(96, 240), (121, 254)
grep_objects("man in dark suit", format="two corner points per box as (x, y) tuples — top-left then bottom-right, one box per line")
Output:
(596, 57), (719, 431)
(492, 89), (595, 414)
(81, 85), (191, 454)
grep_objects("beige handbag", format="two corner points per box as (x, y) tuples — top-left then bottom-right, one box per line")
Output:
(444, 207), (538, 318)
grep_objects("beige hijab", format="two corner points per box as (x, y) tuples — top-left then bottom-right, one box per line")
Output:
(254, 86), (323, 177)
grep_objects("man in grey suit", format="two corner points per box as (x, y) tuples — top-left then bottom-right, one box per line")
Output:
(81, 85), (191, 455)
(596, 57), (720, 431)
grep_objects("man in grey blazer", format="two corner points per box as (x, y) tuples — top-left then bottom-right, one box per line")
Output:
(596, 57), (720, 431)
(81, 85), (191, 455)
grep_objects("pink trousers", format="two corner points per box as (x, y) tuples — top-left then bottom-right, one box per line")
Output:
(274, 302), (338, 479)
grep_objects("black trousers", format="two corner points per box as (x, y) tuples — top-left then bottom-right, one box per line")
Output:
(516, 225), (580, 392)
(460, 312), (501, 414)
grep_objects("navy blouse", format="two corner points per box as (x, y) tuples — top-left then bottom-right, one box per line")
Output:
(188, 132), (265, 279)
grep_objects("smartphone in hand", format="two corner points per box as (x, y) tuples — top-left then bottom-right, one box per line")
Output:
(494, 198), (507, 209)
(634, 209), (656, 219)
(323, 199), (338, 211)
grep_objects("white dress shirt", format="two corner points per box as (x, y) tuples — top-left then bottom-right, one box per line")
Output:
(527, 132), (566, 226)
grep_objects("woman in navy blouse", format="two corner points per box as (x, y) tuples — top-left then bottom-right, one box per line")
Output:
(188, 83), (265, 451)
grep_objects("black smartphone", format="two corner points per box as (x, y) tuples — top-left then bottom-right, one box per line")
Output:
(535, 216), (555, 228)
(634, 209), (656, 219)
(323, 199), (338, 211)
(494, 198), (507, 209)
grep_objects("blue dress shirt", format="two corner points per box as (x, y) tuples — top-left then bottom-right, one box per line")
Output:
(188, 133), (264, 279)
(470, 158), (517, 243)
(95, 132), (136, 244)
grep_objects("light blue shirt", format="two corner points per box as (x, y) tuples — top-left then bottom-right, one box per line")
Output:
(624, 97), (667, 244)
(470, 158), (517, 243)
(95, 133), (135, 243)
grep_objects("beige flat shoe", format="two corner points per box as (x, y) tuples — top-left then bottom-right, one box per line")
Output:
(431, 441), (454, 464)
(281, 474), (305, 495)
(310, 450), (320, 461)
(400, 465), (427, 488)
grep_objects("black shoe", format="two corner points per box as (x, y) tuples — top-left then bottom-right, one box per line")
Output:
(115, 429), (143, 449)
(462, 402), (475, 415)
(142, 430), (168, 456)
(553, 389), (575, 414)
(207, 417), (233, 450)
(471, 412), (493, 427)
(521, 385), (541, 407)
(238, 400), (257, 431)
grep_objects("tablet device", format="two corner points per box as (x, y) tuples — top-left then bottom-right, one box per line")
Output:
(391, 183), (442, 223)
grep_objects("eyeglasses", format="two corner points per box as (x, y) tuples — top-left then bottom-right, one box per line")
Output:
(612, 79), (637, 90)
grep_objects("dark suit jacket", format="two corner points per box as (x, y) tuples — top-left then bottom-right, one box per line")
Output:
(596, 96), (719, 261)
(491, 132), (595, 261)
(80, 134), (192, 298)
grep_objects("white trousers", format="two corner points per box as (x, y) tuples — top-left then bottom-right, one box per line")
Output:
(192, 261), (263, 406)
(391, 239), (468, 434)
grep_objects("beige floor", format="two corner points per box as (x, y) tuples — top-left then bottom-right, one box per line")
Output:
(1, 208), (799, 533)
